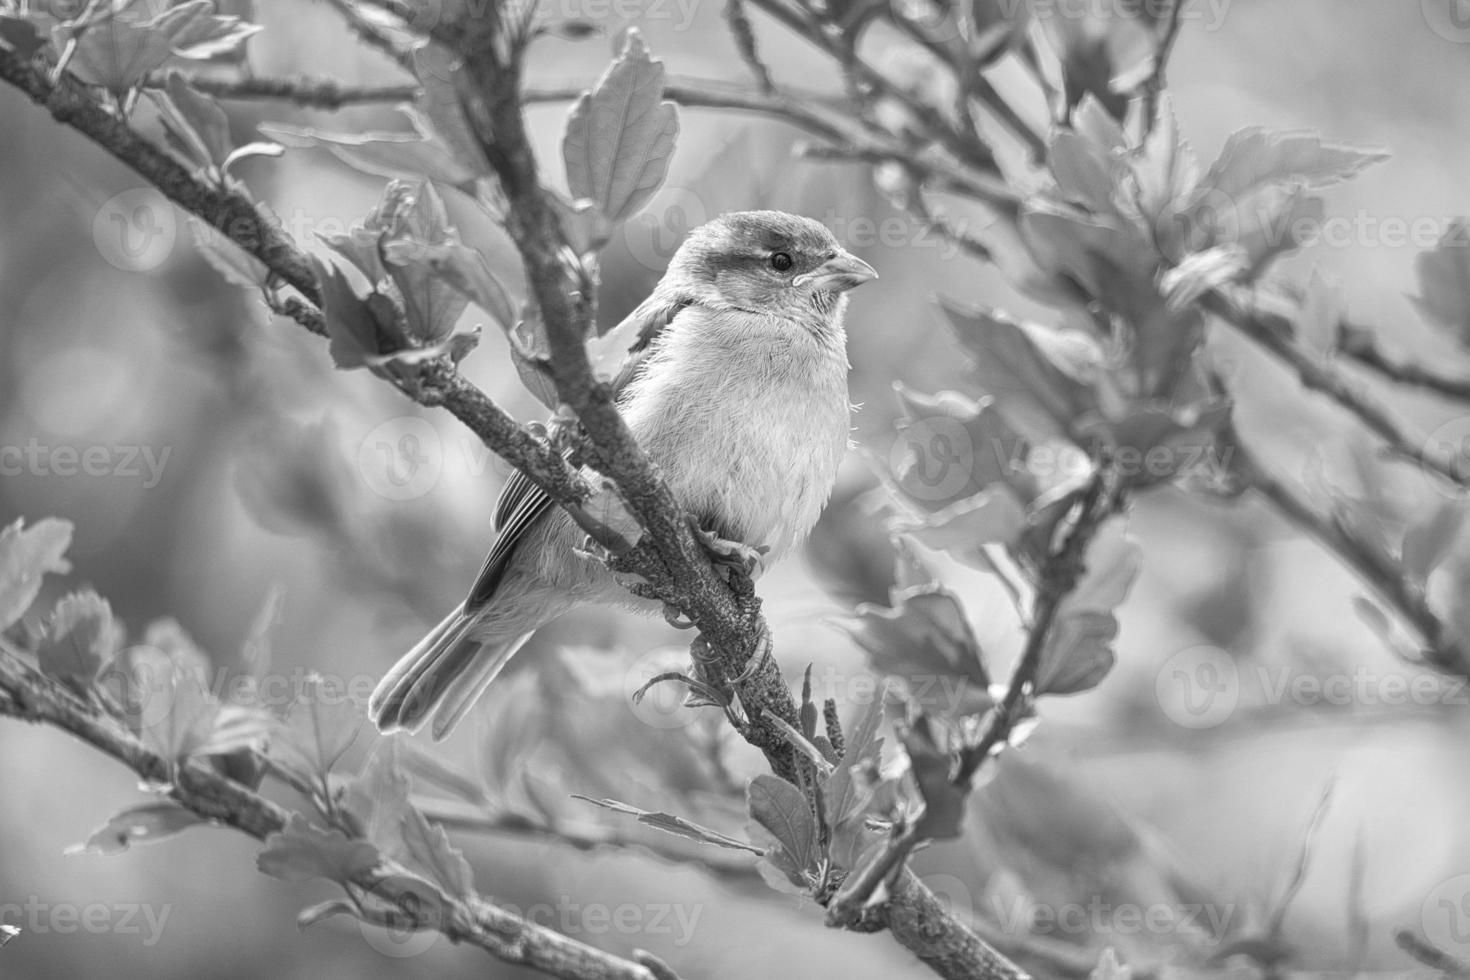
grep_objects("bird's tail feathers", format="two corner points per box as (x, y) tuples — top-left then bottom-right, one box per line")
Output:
(369, 603), (530, 741)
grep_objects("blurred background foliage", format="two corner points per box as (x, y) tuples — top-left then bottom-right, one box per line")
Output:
(3, 1), (1470, 977)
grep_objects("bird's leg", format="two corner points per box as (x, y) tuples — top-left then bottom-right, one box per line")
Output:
(690, 517), (769, 579)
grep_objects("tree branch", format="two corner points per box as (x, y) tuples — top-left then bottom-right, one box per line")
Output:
(1337, 322), (1470, 403)
(161, 72), (418, 108)
(1227, 425), (1469, 676)
(0, 649), (677, 980)
(1201, 288), (1470, 489)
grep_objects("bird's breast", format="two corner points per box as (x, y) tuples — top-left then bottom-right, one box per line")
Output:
(618, 311), (851, 560)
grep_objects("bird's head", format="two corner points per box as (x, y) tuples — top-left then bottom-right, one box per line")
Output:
(665, 210), (877, 321)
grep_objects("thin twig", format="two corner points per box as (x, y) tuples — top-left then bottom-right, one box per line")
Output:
(0, 650), (673, 980)
(1141, 0), (1186, 134)
(315, 0), (417, 73)
(158, 72), (418, 108)
(1228, 422), (1470, 676)
(1202, 288), (1470, 490)
(1338, 322), (1470, 402)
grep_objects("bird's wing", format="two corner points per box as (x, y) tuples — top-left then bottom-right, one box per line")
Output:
(463, 290), (697, 610)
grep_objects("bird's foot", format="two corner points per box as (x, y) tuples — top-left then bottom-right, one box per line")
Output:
(692, 523), (769, 579)
(734, 622), (773, 683)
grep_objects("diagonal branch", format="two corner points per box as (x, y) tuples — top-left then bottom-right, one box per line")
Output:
(1226, 426), (1469, 676)
(1201, 288), (1470, 490)
(0, 649), (679, 980)
(1337, 322), (1470, 403)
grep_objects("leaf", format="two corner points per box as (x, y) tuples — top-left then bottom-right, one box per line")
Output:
(0, 517), (74, 630)
(882, 386), (1036, 525)
(401, 806), (475, 899)
(1048, 129), (1119, 215)
(36, 590), (117, 692)
(421, 243), (518, 331)
(746, 774), (817, 887)
(66, 801), (205, 856)
(1402, 502), (1466, 587)
(840, 585), (992, 716)
(822, 698), (886, 849)
(161, 3), (261, 60)
(268, 674), (364, 783)
(938, 297), (1101, 442)
(257, 814), (379, 885)
(0, 16), (47, 59)
(1080, 398), (1233, 490)
(1199, 130), (1389, 205)
(562, 29), (679, 228)
(150, 71), (232, 174)
(1412, 218), (1470, 346)
(56, 10), (174, 97)
(1034, 520), (1141, 696)
(311, 255), (393, 369)
(573, 796), (762, 854)
(900, 714), (965, 839)
(259, 119), (480, 190)
(342, 740), (412, 860)
(412, 45), (491, 177)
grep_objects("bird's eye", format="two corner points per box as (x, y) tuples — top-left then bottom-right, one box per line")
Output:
(770, 252), (794, 272)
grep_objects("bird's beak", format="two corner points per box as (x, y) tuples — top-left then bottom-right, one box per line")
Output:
(794, 250), (879, 292)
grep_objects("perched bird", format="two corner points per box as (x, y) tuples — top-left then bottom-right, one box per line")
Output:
(370, 210), (877, 739)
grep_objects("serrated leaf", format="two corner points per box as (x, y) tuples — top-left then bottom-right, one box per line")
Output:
(257, 814), (379, 885)
(402, 806), (475, 899)
(746, 774), (817, 886)
(1049, 129), (1119, 214)
(562, 29), (679, 228)
(36, 589), (117, 692)
(268, 674), (364, 782)
(1198, 129), (1388, 205)
(822, 699), (886, 847)
(65, 801), (205, 856)
(0, 517), (74, 630)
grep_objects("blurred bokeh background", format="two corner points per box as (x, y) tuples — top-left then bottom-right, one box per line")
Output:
(4, 1), (1470, 977)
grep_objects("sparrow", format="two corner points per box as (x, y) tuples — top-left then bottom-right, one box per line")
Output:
(369, 210), (878, 739)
